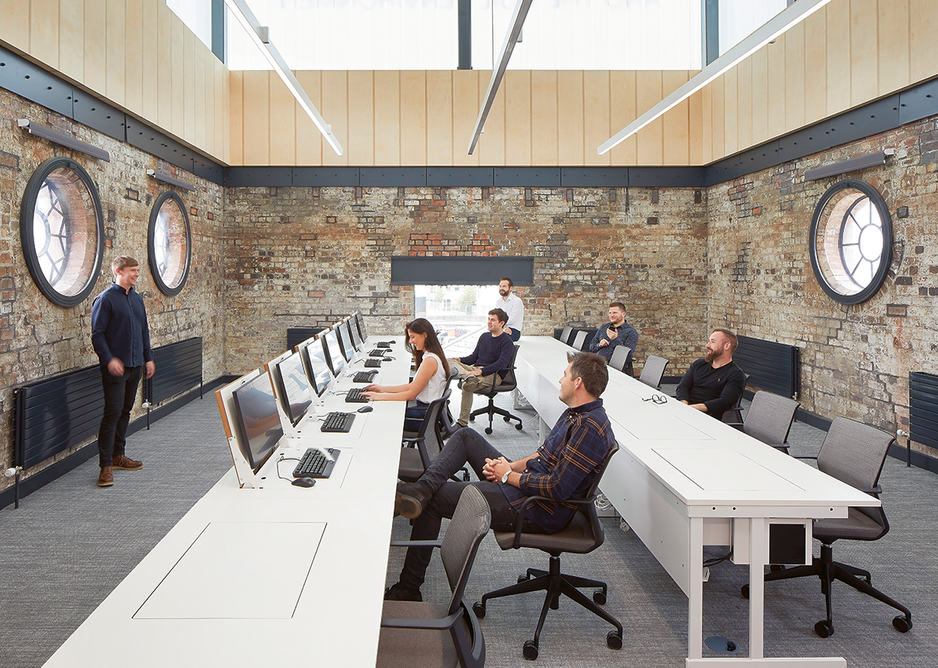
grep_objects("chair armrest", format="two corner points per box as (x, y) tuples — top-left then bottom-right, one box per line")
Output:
(505, 493), (598, 550)
(725, 421), (744, 431)
(390, 539), (444, 549)
(793, 455), (818, 460)
(381, 608), (463, 631)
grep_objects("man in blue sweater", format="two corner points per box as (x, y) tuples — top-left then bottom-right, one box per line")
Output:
(449, 308), (514, 427)
(91, 256), (155, 488)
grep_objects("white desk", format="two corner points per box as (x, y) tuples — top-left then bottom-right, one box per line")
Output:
(43, 337), (410, 668)
(516, 337), (879, 668)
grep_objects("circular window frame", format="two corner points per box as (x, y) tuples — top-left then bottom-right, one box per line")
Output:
(20, 157), (105, 308)
(147, 191), (192, 297)
(809, 179), (893, 305)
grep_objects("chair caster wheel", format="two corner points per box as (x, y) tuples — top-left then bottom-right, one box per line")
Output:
(462, 472), (470, 481)
(518, 573), (531, 583)
(769, 564), (786, 573)
(607, 630), (623, 650)
(593, 590), (606, 605)
(814, 620), (834, 638)
(741, 584), (749, 599)
(515, 423), (523, 430)
(504, 416), (511, 423)
(485, 427), (493, 434)
(472, 601), (486, 619)
(893, 616), (912, 633)
(523, 640), (539, 660)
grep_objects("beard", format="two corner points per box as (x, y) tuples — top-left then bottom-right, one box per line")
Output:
(704, 349), (717, 363)
(499, 288), (509, 296)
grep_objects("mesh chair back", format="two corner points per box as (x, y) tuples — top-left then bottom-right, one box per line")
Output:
(817, 417), (892, 494)
(416, 389), (451, 465)
(743, 391), (800, 446)
(638, 355), (669, 389)
(558, 325), (573, 344)
(500, 345), (519, 391)
(441, 486), (492, 615)
(608, 346), (632, 373)
(571, 331), (588, 350)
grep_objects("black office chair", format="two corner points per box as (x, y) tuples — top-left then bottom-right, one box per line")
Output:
(472, 445), (623, 660)
(398, 390), (451, 482)
(638, 354), (669, 390)
(608, 345), (633, 376)
(743, 417), (913, 638)
(405, 366), (459, 441)
(378, 486), (490, 668)
(725, 390), (800, 452)
(467, 344), (524, 434)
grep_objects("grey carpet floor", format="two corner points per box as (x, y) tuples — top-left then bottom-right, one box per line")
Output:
(1, 389), (936, 667)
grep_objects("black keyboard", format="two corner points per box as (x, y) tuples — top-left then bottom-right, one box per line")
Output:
(364, 359), (382, 368)
(377, 342), (392, 348)
(369, 349), (385, 357)
(293, 447), (340, 479)
(321, 411), (355, 433)
(345, 388), (368, 403)
(352, 370), (378, 383)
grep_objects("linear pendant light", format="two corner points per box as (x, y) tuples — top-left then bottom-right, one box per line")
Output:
(224, 0), (344, 156)
(598, 0), (833, 156)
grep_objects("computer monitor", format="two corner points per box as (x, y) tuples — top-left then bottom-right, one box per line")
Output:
(348, 315), (363, 351)
(231, 371), (284, 473)
(354, 312), (368, 343)
(272, 351), (313, 426)
(321, 328), (346, 376)
(297, 336), (333, 397)
(336, 319), (356, 361)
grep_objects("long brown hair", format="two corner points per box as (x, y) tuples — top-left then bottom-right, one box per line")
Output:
(405, 318), (449, 378)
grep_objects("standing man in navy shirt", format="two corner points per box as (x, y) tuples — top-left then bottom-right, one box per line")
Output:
(91, 256), (155, 488)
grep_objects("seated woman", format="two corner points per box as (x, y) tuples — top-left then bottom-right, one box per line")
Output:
(362, 318), (450, 432)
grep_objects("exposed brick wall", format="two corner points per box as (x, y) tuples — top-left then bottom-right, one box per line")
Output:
(223, 185), (710, 376)
(707, 117), (938, 456)
(0, 88), (226, 491)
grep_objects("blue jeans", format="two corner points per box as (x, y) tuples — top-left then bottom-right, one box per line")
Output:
(404, 400), (429, 432)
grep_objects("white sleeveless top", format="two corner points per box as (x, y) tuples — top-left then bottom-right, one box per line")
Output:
(415, 352), (447, 404)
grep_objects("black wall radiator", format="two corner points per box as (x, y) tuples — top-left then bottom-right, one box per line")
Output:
(734, 336), (801, 399)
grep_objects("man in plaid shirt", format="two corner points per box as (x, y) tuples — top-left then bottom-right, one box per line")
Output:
(386, 351), (617, 602)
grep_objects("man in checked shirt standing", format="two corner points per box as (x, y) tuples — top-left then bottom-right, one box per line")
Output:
(385, 351), (617, 602)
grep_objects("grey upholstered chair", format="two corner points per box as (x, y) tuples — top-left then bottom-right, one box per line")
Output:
(570, 330), (588, 350)
(746, 417), (913, 638)
(398, 389), (451, 482)
(467, 344), (523, 434)
(378, 485), (490, 668)
(725, 390), (800, 451)
(638, 354), (669, 389)
(557, 325), (573, 345)
(472, 445), (623, 660)
(608, 345), (633, 376)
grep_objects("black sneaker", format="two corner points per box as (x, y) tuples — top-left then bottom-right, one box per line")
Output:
(384, 582), (422, 602)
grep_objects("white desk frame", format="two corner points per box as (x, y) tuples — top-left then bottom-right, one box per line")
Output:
(516, 337), (878, 668)
(43, 337), (410, 668)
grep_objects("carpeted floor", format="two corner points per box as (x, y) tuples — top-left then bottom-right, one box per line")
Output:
(1, 388), (936, 667)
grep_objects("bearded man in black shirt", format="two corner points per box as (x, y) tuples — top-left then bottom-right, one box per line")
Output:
(675, 328), (745, 421)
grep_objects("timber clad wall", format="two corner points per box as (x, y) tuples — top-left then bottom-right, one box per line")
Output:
(222, 185), (709, 377)
(0, 86), (226, 489)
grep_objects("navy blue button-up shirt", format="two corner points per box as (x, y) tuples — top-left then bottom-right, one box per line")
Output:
(501, 398), (616, 533)
(91, 283), (152, 368)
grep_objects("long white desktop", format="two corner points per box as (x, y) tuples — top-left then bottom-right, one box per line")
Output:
(43, 336), (410, 668)
(515, 336), (878, 668)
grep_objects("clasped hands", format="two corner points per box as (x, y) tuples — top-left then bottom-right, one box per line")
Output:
(483, 456), (514, 483)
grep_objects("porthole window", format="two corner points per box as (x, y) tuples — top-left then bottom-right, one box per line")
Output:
(809, 179), (893, 305)
(20, 157), (104, 307)
(147, 191), (191, 296)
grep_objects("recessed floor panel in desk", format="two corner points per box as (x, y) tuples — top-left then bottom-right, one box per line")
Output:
(134, 521), (326, 619)
(653, 448), (804, 493)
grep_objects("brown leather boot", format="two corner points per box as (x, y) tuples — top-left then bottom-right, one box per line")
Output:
(112, 454), (143, 471)
(97, 466), (114, 487)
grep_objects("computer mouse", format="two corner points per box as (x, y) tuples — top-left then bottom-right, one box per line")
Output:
(383, 357), (394, 361)
(357, 405), (374, 413)
(292, 477), (316, 487)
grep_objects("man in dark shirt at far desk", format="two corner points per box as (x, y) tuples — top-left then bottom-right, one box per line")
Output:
(449, 308), (514, 428)
(386, 352), (617, 602)
(589, 302), (639, 374)
(91, 256), (155, 488)
(675, 328), (746, 421)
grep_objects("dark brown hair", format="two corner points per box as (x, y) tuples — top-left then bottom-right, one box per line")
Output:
(499, 277), (514, 288)
(405, 318), (449, 378)
(566, 351), (609, 398)
(609, 302), (626, 312)
(489, 308), (509, 326)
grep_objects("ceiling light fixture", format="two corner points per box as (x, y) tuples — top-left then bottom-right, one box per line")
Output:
(598, 0), (833, 156)
(18, 119), (111, 161)
(147, 169), (196, 192)
(467, 0), (533, 155)
(224, 0), (344, 156)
